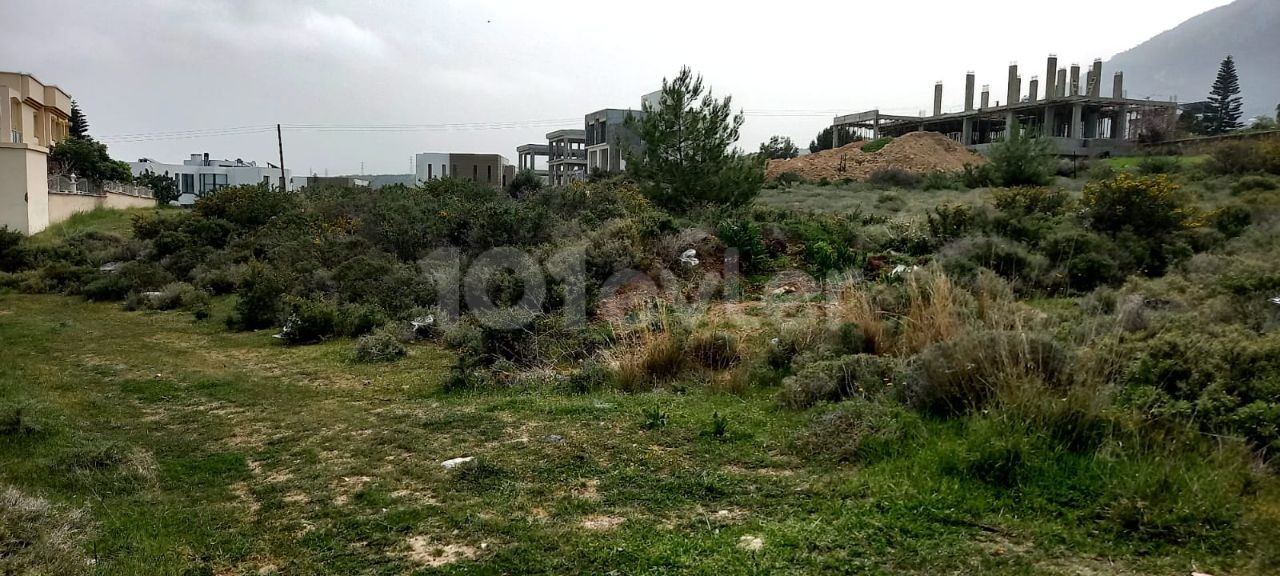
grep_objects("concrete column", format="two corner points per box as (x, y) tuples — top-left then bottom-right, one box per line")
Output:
(1112, 72), (1124, 99)
(1044, 105), (1056, 137)
(965, 72), (975, 111)
(1029, 77), (1039, 103)
(1006, 64), (1019, 106)
(1085, 70), (1094, 99)
(1056, 68), (1067, 97)
(1069, 64), (1081, 96)
(832, 124), (840, 148)
(1090, 59), (1103, 97)
(1071, 103), (1083, 138)
(1044, 55), (1058, 101)
(1114, 106), (1129, 139)
(962, 117), (973, 145)
(981, 85), (990, 109)
(933, 82), (943, 117)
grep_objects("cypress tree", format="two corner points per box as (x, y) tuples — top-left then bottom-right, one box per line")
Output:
(1204, 56), (1244, 135)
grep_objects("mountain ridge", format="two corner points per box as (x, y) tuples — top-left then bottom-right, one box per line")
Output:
(1105, 0), (1278, 119)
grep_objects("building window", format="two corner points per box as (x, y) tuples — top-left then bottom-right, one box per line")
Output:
(427, 164), (433, 179)
(486, 165), (492, 183)
(181, 173), (194, 195)
(472, 165), (478, 181)
(198, 173), (228, 195)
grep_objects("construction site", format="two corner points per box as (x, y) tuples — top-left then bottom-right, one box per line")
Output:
(832, 54), (1178, 158)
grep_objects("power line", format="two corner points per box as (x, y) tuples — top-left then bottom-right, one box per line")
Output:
(99, 111), (858, 143)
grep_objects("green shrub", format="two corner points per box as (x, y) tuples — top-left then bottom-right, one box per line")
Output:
(774, 171), (803, 186)
(354, 327), (408, 363)
(1211, 204), (1252, 238)
(1136, 155), (1182, 175)
(507, 168), (543, 198)
(1231, 175), (1277, 194)
(81, 261), (173, 301)
(925, 203), (979, 242)
(193, 184), (295, 229)
(0, 227), (26, 273)
(921, 171), (959, 191)
(793, 398), (922, 464)
(987, 129), (1054, 187)
(875, 192), (906, 212)
(902, 331), (1069, 416)
(867, 167), (920, 189)
(778, 354), (901, 408)
(278, 296), (339, 344)
(717, 217), (767, 275)
(1082, 174), (1194, 238)
(940, 236), (1044, 283)
(0, 401), (49, 439)
(1206, 140), (1265, 175)
(960, 163), (995, 188)
(123, 281), (209, 312)
(1040, 228), (1124, 292)
(860, 137), (893, 153)
(228, 260), (287, 331)
(992, 186), (1070, 217)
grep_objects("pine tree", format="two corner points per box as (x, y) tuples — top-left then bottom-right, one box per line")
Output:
(69, 100), (89, 139)
(1204, 55), (1244, 135)
(624, 67), (763, 213)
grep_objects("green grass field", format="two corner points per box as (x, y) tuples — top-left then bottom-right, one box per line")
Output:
(2, 293), (1274, 574)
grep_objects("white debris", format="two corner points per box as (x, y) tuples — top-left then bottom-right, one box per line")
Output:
(440, 456), (474, 469)
(410, 315), (435, 330)
(1269, 296), (1280, 306)
(737, 535), (764, 552)
(890, 264), (919, 277)
(679, 248), (699, 267)
(99, 261), (123, 273)
(141, 291), (164, 300)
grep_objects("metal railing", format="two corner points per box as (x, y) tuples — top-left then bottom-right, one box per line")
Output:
(48, 174), (154, 199)
(9, 130), (20, 144)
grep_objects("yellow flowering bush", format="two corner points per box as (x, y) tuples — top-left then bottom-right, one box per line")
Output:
(1081, 173), (1196, 238)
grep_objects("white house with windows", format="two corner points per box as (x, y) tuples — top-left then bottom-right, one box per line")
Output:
(129, 153), (293, 206)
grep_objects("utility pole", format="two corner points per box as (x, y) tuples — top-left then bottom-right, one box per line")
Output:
(276, 124), (286, 191)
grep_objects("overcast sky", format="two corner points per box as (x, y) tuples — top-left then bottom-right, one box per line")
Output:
(1, 0), (1234, 175)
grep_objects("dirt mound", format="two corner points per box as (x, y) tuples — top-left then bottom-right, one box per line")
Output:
(766, 132), (985, 182)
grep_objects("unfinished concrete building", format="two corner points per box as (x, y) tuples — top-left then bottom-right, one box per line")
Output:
(515, 143), (549, 181)
(546, 129), (587, 185)
(832, 55), (1178, 157)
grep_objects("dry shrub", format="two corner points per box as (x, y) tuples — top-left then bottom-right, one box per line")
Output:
(902, 269), (965, 354)
(836, 287), (887, 354)
(687, 331), (743, 370)
(613, 308), (689, 392)
(0, 486), (92, 575)
(903, 331), (1070, 416)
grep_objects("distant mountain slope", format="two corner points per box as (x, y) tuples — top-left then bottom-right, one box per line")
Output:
(1106, 0), (1279, 120)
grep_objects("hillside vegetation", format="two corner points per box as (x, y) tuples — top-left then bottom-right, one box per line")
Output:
(2, 134), (1280, 574)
